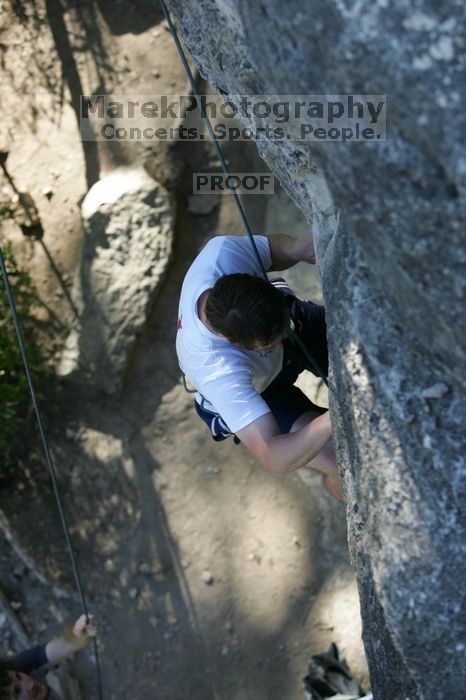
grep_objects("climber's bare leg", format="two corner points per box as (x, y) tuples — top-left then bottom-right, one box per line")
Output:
(290, 411), (344, 501)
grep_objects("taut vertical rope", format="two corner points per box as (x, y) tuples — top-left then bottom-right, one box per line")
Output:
(0, 246), (103, 700)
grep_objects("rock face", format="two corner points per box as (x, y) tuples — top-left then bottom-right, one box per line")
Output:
(165, 2), (466, 698)
(58, 167), (174, 393)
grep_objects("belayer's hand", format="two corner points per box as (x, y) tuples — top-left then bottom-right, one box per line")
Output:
(71, 614), (97, 649)
(46, 614), (98, 664)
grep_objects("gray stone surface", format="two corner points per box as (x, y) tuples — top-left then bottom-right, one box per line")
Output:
(58, 167), (174, 393)
(165, 1), (466, 698)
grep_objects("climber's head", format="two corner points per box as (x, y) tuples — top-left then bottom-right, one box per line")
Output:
(205, 273), (290, 350)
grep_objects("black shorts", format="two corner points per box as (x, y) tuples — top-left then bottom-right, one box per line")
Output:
(194, 280), (328, 441)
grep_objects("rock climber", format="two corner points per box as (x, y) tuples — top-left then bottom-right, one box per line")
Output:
(176, 230), (343, 501)
(0, 614), (97, 700)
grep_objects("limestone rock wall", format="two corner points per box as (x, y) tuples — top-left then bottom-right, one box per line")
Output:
(165, 1), (466, 697)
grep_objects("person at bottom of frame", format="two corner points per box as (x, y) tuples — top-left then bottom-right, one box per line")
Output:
(0, 614), (96, 700)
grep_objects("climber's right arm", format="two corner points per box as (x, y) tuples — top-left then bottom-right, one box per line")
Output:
(236, 410), (332, 476)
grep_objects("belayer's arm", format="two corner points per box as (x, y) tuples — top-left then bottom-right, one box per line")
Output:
(45, 615), (97, 666)
(10, 646), (48, 674)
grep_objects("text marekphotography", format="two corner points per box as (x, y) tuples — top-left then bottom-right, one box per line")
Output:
(80, 94), (387, 142)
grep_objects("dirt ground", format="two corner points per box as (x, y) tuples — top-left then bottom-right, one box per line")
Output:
(0, 3), (367, 698)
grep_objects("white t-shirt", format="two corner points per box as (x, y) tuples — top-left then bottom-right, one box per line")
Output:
(176, 235), (283, 433)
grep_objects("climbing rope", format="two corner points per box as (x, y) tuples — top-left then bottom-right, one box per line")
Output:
(0, 247), (104, 700)
(158, 0), (328, 386)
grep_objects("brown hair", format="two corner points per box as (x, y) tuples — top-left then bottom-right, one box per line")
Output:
(0, 660), (13, 700)
(205, 273), (290, 349)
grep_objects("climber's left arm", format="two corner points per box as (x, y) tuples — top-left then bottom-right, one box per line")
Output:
(267, 229), (315, 270)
